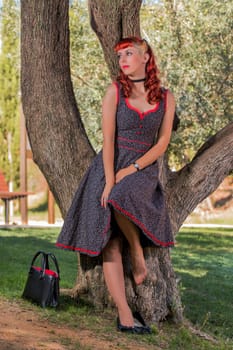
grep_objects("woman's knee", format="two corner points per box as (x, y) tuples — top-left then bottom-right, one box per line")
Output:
(103, 238), (121, 261)
(114, 210), (136, 231)
(113, 209), (125, 223)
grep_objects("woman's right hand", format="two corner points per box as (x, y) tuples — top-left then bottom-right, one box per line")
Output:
(101, 182), (114, 208)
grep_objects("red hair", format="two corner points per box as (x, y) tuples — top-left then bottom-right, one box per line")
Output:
(114, 37), (163, 103)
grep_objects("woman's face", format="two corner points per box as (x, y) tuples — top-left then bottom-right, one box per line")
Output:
(117, 45), (148, 77)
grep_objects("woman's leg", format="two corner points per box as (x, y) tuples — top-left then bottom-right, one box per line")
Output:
(113, 210), (147, 285)
(103, 237), (134, 327)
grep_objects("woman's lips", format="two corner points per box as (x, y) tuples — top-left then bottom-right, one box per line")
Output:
(122, 65), (129, 69)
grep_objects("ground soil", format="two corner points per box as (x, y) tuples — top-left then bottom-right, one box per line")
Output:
(0, 299), (159, 350)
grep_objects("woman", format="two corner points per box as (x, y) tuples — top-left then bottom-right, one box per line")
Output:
(56, 37), (175, 334)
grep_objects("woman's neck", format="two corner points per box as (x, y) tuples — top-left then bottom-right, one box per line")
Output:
(131, 83), (147, 97)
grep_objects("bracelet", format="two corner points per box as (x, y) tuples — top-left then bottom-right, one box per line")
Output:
(133, 162), (140, 171)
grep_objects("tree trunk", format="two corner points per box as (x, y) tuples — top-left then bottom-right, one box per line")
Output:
(21, 0), (95, 215)
(21, 0), (233, 325)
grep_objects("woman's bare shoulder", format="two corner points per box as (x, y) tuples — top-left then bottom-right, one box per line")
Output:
(103, 83), (118, 104)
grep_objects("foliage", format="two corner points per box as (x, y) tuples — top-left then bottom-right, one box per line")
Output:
(0, 0), (20, 184)
(0, 227), (232, 349)
(69, 0), (110, 152)
(141, 0), (233, 167)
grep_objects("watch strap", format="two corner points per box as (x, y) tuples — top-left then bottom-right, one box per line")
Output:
(133, 162), (140, 171)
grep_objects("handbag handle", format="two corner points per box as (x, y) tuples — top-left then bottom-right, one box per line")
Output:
(30, 250), (46, 268)
(45, 252), (60, 276)
(29, 251), (60, 278)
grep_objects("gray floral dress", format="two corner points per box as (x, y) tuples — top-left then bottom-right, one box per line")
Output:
(56, 83), (174, 256)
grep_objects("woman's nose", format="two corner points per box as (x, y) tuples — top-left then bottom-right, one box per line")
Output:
(119, 54), (126, 63)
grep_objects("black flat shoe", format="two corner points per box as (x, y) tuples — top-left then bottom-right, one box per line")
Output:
(117, 313), (151, 334)
(117, 317), (137, 333)
(133, 311), (152, 334)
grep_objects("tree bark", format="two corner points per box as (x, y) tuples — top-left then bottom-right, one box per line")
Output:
(21, 0), (233, 325)
(21, 0), (95, 215)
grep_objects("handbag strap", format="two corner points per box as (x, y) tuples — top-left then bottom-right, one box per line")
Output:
(30, 250), (47, 277)
(29, 250), (60, 277)
(46, 252), (60, 277)
(30, 250), (46, 268)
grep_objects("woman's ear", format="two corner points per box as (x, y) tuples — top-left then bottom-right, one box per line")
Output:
(143, 52), (150, 64)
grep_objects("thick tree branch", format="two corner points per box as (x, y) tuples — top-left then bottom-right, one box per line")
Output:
(167, 121), (233, 232)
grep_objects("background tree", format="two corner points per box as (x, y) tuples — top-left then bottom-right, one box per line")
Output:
(21, 0), (233, 323)
(0, 0), (20, 185)
(141, 0), (233, 167)
(69, 0), (109, 152)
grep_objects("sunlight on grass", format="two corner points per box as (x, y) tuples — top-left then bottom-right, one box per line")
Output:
(172, 227), (233, 340)
(175, 268), (208, 278)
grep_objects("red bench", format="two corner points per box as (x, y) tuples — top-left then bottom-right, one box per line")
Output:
(0, 171), (31, 224)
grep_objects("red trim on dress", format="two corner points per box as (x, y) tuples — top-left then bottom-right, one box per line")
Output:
(113, 82), (119, 105)
(118, 145), (147, 153)
(117, 136), (151, 146)
(125, 98), (160, 120)
(55, 242), (100, 256)
(107, 199), (174, 247)
(56, 214), (111, 256)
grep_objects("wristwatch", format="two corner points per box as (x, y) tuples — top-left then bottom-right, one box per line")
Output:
(133, 162), (140, 171)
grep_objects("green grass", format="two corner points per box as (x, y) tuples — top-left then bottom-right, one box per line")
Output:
(0, 228), (76, 297)
(0, 227), (232, 350)
(172, 228), (233, 340)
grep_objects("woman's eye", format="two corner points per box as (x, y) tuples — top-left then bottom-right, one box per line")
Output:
(126, 51), (133, 56)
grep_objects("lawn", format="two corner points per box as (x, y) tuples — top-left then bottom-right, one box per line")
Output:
(172, 227), (233, 340)
(0, 227), (232, 350)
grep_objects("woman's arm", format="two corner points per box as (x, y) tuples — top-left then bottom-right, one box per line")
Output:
(101, 83), (117, 207)
(135, 90), (175, 169)
(115, 90), (175, 183)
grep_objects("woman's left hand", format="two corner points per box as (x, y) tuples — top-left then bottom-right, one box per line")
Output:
(115, 165), (136, 184)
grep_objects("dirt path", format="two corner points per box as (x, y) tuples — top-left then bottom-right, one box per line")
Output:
(0, 299), (159, 350)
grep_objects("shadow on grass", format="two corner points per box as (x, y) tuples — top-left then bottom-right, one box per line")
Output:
(29, 201), (48, 213)
(56, 294), (96, 314)
(0, 228), (77, 299)
(172, 228), (233, 339)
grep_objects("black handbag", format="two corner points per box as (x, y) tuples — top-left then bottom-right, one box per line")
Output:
(22, 251), (60, 308)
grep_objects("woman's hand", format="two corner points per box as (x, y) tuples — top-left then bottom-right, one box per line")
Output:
(115, 165), (136, 184)
(101, 182), (114, 208)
